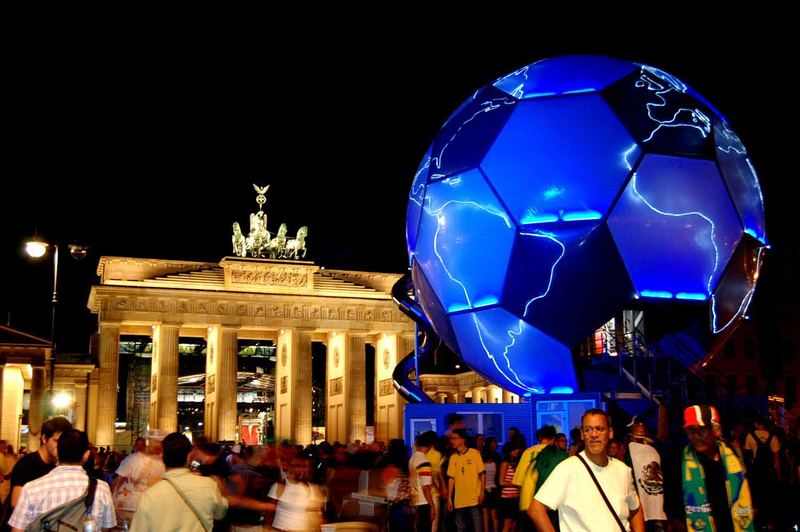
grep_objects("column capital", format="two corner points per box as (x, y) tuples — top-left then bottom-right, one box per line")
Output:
(99, 321), (122, 329)
(208, 324), (241, 332)
(154, 322), (182, 330)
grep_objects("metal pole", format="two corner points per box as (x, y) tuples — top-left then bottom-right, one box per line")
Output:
(414, 321), (421, 389)
(49, 244), (59, 393)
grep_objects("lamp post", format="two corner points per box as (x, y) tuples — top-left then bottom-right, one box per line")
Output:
(25, 237), (88, 395)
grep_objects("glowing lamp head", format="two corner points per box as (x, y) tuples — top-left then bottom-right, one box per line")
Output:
(52, 392), (72, 409)
(25, 238), (48, 258)
(405, 54), (767, 395)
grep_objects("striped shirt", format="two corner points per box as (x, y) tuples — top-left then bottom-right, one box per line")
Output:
(8, 465), (116, 529)
(500, 462), (520, 498)
(409, 450), (433, 506)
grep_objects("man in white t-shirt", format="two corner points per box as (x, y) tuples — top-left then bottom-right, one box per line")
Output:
(529, 409), (644, 532)
(267, 453), (326, 531)
(112, 437), (166, 521)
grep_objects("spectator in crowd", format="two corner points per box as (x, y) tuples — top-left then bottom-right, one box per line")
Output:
(744, 416), (780, 528)
(498, 442), (523, 532)
(421, 431), (445, 532)
(0, 441), (17, 504)
(680, 405), (754, 532)
(481, 438), (500, 532)
(554, 434), (568, 452)
(410, 432), (436, 532)
(625, 418), (666, 532)
(1, 416), (71, 523)
(130, 433), (228, 531)
(112, 436), (165, 523)
(530, 409), (643, 532)
(512, 425), (556, 531)
(447, 429), (485, 532)
(8, 429), (115, 531)
(267, 451), (327, 532)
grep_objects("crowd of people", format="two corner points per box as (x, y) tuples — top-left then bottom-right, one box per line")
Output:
(0, 405), (797, 531)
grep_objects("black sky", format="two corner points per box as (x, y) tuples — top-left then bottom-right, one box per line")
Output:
(1, 26), (795, 353)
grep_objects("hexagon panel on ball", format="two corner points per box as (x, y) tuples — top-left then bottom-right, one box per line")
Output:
(405, 55), (767, 395)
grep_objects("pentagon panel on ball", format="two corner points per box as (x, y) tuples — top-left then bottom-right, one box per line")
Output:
(405, 55), (767, 397)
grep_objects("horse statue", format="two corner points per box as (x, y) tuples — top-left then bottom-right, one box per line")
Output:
(231, 222), (247, 257)
(246, 211), (270, 257)
(267, 223), (288, 259)
(283, 226), (308, 260)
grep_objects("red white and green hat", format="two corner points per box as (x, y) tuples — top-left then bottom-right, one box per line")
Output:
(683, 405), (720, 428)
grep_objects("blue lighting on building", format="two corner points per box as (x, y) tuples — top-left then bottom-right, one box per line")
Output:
(561, 210), (603, 222)
(640, 290), (673, 299)
(675, 292), (708, 301)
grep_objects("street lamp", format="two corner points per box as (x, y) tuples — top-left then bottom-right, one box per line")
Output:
(24, 237), (89, 393)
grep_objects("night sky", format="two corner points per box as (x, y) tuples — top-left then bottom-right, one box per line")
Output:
(1, 29), (794, 354)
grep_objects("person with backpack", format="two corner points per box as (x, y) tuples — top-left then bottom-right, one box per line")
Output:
(7, 429), (115, 531)
(266, 451), (326, 532)
(0, 416), (72, 530)
(744, 417), (780, 529)
(531, 437), (567, 531)
(511, 425), (556, 532)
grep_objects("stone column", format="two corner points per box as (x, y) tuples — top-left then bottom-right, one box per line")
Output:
(487, 384), (501, 404)
(275, 328), (313, 445)
(96, 322), (120, 448)
(502, 389), (513, 403)
(87, 369), (99, 443)
(206, 326), (238, 441)
(1, 367), (24, 451)
(471, 386), (485, 404)
(0, 367), (3, 441)
(373, 334), (410, 442)
(346, 334), (367, 443)
(73, 383), (88, 431)
(27, 367), (46, 450)
(293, 329), (313, 445)
(151, 323), (180, 433)
(325, 331), (345, 444)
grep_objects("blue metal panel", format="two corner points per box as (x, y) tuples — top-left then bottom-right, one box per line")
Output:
(604, 66), (719, 157)
(714, 122), (768, 244)
(609, 155), (743, 298)
(414, 169), (515, 315)
(450, 308), (577, 396)
(711, 237), (765, 334)
(503, 223), (634, 345)
(493, 55), (637, 99)
(429, 85), (517, 181)
(482, 94), (639, 227)
(407, 148), (432, 256)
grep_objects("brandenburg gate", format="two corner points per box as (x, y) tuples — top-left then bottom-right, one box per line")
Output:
(87, 255), (414, 447)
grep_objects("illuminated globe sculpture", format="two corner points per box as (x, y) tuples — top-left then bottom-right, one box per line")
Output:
(405, 55), (767, 397)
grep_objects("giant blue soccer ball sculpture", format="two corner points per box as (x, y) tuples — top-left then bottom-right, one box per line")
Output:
(405, 55), (767, 396)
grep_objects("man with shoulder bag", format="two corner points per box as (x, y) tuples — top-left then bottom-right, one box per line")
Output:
(529, 409), (644, 532)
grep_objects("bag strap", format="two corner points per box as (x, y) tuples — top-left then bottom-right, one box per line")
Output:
(165, 477), (210, 532)
(576, 454), (626, 532)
